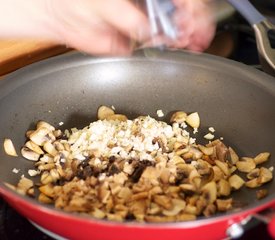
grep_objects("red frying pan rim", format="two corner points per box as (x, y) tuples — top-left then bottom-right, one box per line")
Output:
(1, 182), (274, 229)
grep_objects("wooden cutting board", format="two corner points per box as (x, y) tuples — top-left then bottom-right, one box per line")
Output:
(0, 40), (70, 77)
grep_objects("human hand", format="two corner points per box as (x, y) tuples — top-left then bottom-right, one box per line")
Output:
(144, 0), (216, 52)
(47, 0), (151, 55)
(0, 0), (216, 55)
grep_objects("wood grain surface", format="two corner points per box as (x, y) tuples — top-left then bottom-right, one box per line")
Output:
(0, 40), (70, 76)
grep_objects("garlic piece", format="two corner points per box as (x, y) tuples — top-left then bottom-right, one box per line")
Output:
(186, 112), (200, 129)
(3, 138), (18, 157)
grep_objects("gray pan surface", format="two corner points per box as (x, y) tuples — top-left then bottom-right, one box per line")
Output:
(0, 49), (275, 220)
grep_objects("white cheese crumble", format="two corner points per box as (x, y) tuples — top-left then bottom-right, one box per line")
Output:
(12, 168), (20, 174)
(59, 121), (64, 126)
(204, 133), (215, 140)
(189, 137), (196, 145)
(193, 128), (198, 134)
(156, 109), (164, 117)
(208, 127), (215, 133)
(28, 169), (39, 177)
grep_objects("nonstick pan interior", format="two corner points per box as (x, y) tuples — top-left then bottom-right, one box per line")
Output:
(0, 49), (275, 219)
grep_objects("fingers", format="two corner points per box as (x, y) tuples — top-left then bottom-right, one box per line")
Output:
(171, 0), (216, 52)
(61, 27), (132, 56)
(94, 0), (151, 42)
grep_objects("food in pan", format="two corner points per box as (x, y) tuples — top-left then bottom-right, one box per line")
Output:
(6, 106), (273, 222)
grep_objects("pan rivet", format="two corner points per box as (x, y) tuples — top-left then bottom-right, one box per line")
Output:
(226, 223), (244, 239)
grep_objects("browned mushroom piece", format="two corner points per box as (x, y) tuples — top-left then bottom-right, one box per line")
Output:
(217, 179), (231, 197)
(30, 127), (55, 146)
(254, 152), (270, 165)
(97, 105), (115, 120)
(236, 157), (256, 173)
(228, 147), (239, 165)
(170, 111), (187, 124)
(21, 147), (40, 161)
(216, 198), (232, 212)
(228, 175), (245, 190)
(201, 181), (217, 204)
(256, 189), (268, 200)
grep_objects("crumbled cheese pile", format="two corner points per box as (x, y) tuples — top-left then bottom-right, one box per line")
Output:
(64, 116), (192, 162)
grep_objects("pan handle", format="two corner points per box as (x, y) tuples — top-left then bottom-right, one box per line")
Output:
(227, 0), (275, 76)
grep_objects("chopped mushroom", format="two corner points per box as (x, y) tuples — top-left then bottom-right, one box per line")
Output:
(254, 152), (270, 165)
(6, 105), (273, 223)
(256, 189), (268, 200)
(170, 111), (187, 124)
(228, 147), (239, 165)
(236, 158), (256, 173)
(21, 147), (40, 161)
(97, 105), (115, 120)
(228, 175), (245, 190)
(216, 198), (232, 212)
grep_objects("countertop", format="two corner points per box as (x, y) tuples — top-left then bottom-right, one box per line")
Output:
(0, 40), (69, 76)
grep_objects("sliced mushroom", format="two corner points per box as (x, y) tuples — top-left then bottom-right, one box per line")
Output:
(212, 166), (225, 181)
(245, 178), (261, 188)
(38, 193), (53, 204)
(217, 179), (231, 197)
(186, 112), (200, 129)
(198, 145), (214, 156)
(97, 105), (115, 120)
(38, 162), (56, 171)
(258, 167), (273, 184)
(39, 184), (55, 198)
(183, 204), (197, 215)
(41, 171), (54, 185)
(228, 147), (239, 165)
(203, 203), (216, 217)
(25, 130), (34, 138)
(256, 189), (268, 200)
(254, 152), (270, 165)
(215, 160), (230, 176)
(215, 141), (228, 162)
(106, 114), (128, 122)
(153, 195), (172, 210)
(216, 198), (232, 212)
(162, 199), (186, 216)
(247, 168), (260, 180)
(189, 147), (203, 160)
(43, 141), (58, 156)
(91, 208), (106, 219)
(201, 181), (217, 204)
(37, 121), (55, 131)
(21, 147), (40, 161)
(17, 177), (34, 195)
(228, 174), (245, 190)
(3, 138), (18, 157)
(25, 140), (44, 154)
(170, 111), (187, 124)
(29, 127), (52, 146)
(176, 213), (196, 221)
(179, 184), (197, 195)
(236, 157), (256, 173)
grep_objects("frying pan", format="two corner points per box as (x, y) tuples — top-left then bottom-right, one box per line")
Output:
(0, 49), (275, 240)
(1, 1), (275, 240)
